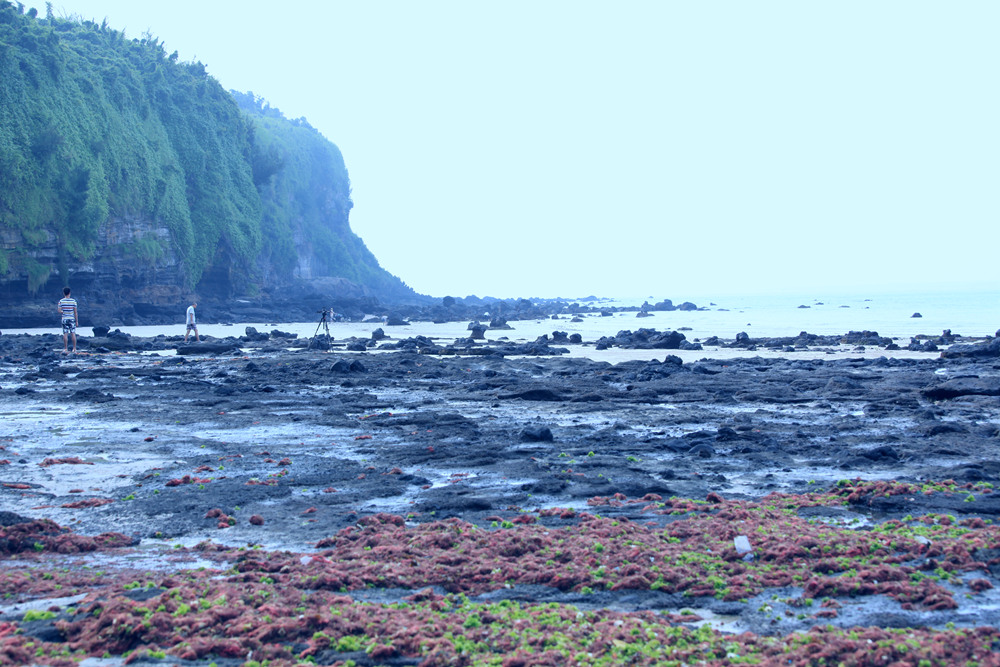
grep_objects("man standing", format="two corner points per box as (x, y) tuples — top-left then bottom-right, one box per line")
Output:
(185, 301), (200, 342)
(58, 287), (78, 354)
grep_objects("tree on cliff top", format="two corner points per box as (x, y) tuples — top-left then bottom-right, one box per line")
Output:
(0, 3), (263, 292)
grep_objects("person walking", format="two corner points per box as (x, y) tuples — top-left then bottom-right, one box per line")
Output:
(184, 301), (200, 342)
(58, 287), (78, 354)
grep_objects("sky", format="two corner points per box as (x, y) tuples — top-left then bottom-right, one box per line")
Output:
(41, 1), (1000, 299)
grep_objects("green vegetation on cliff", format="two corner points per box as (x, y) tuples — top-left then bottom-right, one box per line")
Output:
(234, 92), (410, 297)
(0, 2), (410, 300)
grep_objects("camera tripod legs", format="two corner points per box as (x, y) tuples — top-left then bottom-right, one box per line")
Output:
(314, 320), (331, 340)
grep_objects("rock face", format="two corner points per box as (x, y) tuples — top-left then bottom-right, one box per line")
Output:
(0, 221), (401, 327)
(0, 218), (184, 328)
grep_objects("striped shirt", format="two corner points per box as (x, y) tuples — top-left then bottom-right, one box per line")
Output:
(58, 297), (77, 320)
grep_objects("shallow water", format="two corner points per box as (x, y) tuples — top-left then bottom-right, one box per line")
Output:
(7, 289), (997, 344)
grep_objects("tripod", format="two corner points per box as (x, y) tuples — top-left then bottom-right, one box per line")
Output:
(314, 310), (332, 342)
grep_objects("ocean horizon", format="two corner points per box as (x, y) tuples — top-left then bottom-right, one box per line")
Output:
(594, 288), (998, 340)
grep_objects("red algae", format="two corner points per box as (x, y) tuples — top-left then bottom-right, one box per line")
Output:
(0, 518), (132, 555)
(60, 498), (114, 509)
(38, 457), (92, 467)
(5, 482), (1000, 666)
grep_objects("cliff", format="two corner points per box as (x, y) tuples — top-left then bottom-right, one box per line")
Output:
(0, 3), (421, 328)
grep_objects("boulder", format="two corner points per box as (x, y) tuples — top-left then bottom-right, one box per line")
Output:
(859, 446), (899, 461)
(648, 330), (686, 349)
(922, 378), (1000, 400)
(688, 443), (715, 458)
(309, 337), (331, 351)
(504, 388), (565, 402)
(652, 299), (675, 311)
(70, 388), (117, 403)
(940, 338), (1000, 359)
(98, 330), (134, 351)
(519, 426), (554, 442)
(244, 326), (269, 342)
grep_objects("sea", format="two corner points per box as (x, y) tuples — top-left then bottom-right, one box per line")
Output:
(6, 289), (997, 363)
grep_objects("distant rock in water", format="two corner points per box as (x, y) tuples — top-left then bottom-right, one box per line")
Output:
(908, 339), (938, 352)
(912, 312), (923, 318)
(595, 328), (687, 350)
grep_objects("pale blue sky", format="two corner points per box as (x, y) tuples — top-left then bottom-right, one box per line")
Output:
(46, 1), (999, 299)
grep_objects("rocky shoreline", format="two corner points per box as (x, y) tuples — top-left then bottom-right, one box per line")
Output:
(0, 290), (698, 330)
(1, 330), (999, 665)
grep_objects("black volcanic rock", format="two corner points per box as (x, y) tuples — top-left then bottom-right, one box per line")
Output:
(941, 338), (1000, 359)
